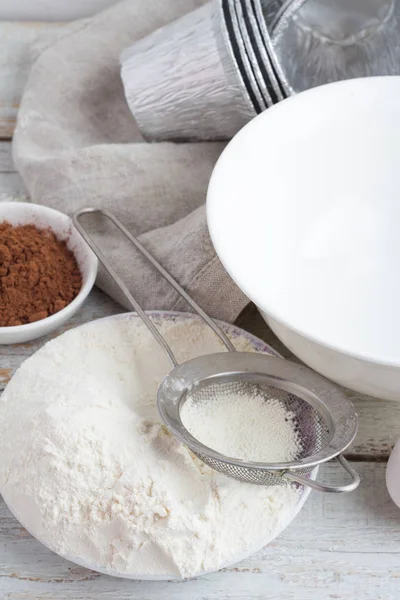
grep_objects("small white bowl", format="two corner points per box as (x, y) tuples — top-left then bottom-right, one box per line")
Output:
(207, 76), (400, 401)
(0, 202), (98, 344)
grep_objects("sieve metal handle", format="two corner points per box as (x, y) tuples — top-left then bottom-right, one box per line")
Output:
(282, 454), (360, 493)
(73, 208), (236, 367)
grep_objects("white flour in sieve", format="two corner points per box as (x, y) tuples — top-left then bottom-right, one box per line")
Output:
(0, 315), (302, 578)
(181, 392), (303, 462)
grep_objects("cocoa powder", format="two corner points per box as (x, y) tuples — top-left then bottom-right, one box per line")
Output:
(0, 221), (82, 327)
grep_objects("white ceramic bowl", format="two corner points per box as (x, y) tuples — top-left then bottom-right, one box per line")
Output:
(0, 202), (98, 344)
(207, 76), (400, 401)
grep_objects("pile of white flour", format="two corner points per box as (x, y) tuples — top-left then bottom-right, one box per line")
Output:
(181, 392), (303, 462)
(0, 315), (301, 578)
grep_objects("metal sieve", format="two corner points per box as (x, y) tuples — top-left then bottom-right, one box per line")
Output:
(73, 208), (359, 494)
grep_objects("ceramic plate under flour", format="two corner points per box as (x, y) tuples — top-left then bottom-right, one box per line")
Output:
(0, 311), (316, 580)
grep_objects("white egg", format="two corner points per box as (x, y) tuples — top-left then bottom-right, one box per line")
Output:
(386, 438), (400, 508)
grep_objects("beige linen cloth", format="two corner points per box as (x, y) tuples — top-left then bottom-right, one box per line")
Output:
(12, 0), (248, 322)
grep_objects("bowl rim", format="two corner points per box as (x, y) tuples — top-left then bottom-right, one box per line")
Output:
(207, 76), (400, 369)
(0, 201), (98, 332)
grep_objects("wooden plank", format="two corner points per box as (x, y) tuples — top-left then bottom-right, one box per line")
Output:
(0, 141), (14, 171)
(0, 21), (70, 139)
(0, 462), (399, 599)
(0, 142), (28, 198)
(0, 0), (119, 21)
(0, 172), (28, 200)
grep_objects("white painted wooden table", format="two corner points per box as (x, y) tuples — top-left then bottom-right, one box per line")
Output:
(1, 3), (400, 595)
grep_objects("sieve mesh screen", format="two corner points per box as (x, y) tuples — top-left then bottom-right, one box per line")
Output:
(184, 379), (332, 485)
